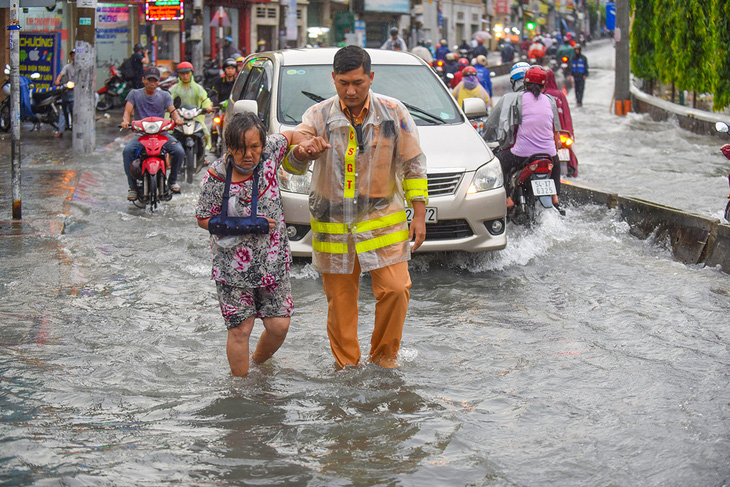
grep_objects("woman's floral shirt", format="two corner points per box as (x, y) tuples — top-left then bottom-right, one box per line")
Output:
(195, 133), (291, 288)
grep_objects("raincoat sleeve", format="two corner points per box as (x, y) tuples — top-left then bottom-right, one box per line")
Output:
(395, 104), (428, 206)
(482, 95), (506, 144)
(282, 104), (321, 175)
(546, 95), (562, 132)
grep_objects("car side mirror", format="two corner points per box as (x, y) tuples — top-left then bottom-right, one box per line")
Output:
(462, 97), (487, 118)
(232, 99), (259, 117)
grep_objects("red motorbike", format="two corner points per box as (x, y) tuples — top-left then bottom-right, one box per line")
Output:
(716, 122), (730, 222)
(126, 117), (175, 211)
(558, 130), (578, 177)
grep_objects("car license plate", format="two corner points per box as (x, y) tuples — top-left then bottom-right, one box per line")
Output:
(558, 148), (570, 161)
(405, 206), (438, 223)
(531, 179), (557, 196)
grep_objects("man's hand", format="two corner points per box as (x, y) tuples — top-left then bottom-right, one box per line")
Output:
(121, 120), (130, 129)
(297, 136), (331, 160)
(409, 200), (427, 252)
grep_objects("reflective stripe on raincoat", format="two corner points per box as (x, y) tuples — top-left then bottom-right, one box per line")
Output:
(284, 91), (428, 274)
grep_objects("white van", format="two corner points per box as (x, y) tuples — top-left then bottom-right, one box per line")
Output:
(226, 48), (506, 257)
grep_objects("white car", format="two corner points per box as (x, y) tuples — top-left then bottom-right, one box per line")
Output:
(226, 48), (506, 257)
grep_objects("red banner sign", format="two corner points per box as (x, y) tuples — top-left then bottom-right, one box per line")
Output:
(495, 0), (510, 15)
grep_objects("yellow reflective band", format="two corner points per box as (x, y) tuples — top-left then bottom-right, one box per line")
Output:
(344, 126), (357, 199)
(356, 229), (410, 254)
(403, 178), (428, 191)
(310, 220), (348, 234)
(282, 146), (308, 175)
(355, 211), (407, 233)
(405, 189), (429, 201)
(313, 240), (348, 254)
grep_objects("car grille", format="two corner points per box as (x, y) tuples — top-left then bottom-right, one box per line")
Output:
(425, 219), (473, 240)
(428, 172), (463, 197)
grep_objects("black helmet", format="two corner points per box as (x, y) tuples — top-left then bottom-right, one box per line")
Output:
(223, 58), (237, 69)
(390, 27), (398, 36)
(134, 43), (144, 52)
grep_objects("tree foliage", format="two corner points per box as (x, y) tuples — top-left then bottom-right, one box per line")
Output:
(631, 0), (728, 110)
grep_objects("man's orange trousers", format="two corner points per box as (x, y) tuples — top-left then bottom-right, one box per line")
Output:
(321, 258), (411, 368)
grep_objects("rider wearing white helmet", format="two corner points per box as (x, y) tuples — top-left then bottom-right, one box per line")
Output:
(509, 61), (531, 92)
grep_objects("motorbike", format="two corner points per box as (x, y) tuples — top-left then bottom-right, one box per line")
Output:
(558, 131), (578, 177)
(1, 67), (73, 132)
(202, 59), (222, 91)
(210, 99), (228, 158)
(172, 98), (212, 184)
(560, 55), (571, 78)
(125, 117), (176, 211)
(506, 153), (564, 225)
(714, 121), (730, 222)
(96, 65), (131, 111)
(158, 71), (178, 92)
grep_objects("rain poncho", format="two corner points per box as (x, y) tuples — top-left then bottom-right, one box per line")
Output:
(482, 91), (561, 152)
(168, 78), (212, 148)
(284, 91), (428, 274)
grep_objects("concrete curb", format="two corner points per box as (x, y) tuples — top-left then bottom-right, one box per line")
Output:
(630, 84), (730, 137)
(561, 181), (730, 274)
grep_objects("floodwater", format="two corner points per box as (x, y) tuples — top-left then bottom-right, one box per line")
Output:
(1, 41), (729, 486)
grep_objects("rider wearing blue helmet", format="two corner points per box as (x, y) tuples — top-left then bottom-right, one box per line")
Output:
(509, 62), (531, 92)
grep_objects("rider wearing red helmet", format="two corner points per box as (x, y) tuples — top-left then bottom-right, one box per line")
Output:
(452, 65), (489, 108)
(169, 61), (213, 149)
(484, 65), (562, 208)
(450, 57), (472, 88)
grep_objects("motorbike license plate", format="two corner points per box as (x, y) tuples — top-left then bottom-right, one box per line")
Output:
(531, 179), (557, 196)
(558, 148), (570, 161)
(405, 206), (438, 223)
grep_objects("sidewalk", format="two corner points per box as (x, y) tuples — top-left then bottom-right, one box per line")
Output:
(0, 110), (123, 236)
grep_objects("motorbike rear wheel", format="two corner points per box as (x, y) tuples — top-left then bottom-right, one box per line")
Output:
(96, 93), (114, 111)
(145, 172), (159, 212)
(185, 146), (195, 184)
(0, 103), (9, 132)
(725, 199), (730, 223)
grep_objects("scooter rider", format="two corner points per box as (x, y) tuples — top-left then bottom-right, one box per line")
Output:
(122, 67), (185, 201)
(210, 58), (237, 105)
(168, 61), (213, 149)
(483, 66), (562, 208)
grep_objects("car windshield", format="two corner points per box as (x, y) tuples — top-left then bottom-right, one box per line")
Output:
(277, 64), (463, 126)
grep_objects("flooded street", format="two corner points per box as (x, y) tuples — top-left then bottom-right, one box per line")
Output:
(1, 41), (729, 485)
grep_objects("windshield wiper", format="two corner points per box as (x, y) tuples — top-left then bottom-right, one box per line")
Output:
(401, 102), (446, 124)
(302, 90), (325, 103)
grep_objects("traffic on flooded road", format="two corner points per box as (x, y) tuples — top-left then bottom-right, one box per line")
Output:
(1, 40), (729, 486)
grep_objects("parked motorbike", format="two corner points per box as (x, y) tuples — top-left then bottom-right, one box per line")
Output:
(202, 59), (221, 91)
(1, 67), (72, 132)
(96, 65), (131, 111)
(506, 153), (564, 225)
(714, 121), (730, 222)
(125, 117), (175, 211)
(158, 72), (178, 92)
(172, 98), (212, 184)
(558, 131), (578, 177)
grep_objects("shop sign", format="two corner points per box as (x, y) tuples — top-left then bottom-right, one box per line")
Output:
(145, 0), (183, 21)
(495, 0), (509, 14)
(19, 32), (60, 89)
(364, 0), (408, 14)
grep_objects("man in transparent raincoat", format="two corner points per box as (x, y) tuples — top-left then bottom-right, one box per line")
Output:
(283, 46), (428, 368)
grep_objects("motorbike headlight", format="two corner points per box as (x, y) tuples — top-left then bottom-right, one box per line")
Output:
(467, 158), (503, 193)
(278, 167), (312, 194)
(141, 120), (163, 134)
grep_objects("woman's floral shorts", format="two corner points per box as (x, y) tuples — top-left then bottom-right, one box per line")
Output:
(216, 279), (293, 329)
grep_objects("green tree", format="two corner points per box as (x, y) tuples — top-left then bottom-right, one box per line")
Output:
(630, 0), (659, 82)
(651, 0), (680, 85)
(670, 0), (713, 94)
(712, 0), (730, 110)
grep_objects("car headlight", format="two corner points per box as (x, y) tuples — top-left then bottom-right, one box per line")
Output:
(278, 167), (312, 194)
(467, 158), (503, 193)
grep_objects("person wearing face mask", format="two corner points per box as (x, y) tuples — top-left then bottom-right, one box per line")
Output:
(195, 112), (328, 377)
(452, 65), (489, 108)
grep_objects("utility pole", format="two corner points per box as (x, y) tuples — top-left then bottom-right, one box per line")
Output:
(8, 1), (21, 219)
(614, 0), (630, 115)
(73, 0), (96, 153)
